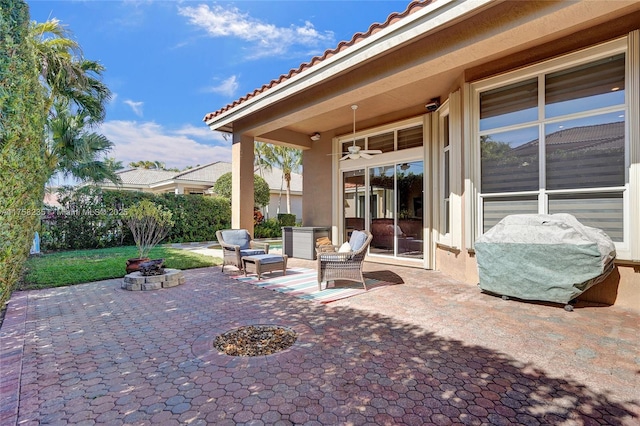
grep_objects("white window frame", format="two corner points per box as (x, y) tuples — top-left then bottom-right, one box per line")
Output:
(439, 103), (452, 246)
(436, 90), (463, 250)
(337, 116), (425, 154)
(468, 36), (639, 260)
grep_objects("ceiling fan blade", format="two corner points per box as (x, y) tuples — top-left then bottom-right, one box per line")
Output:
(339, 154), (350, 161)
(361, 149), (382, 154)
(349, 153), (360, 160)
(359, 153), (373, 159)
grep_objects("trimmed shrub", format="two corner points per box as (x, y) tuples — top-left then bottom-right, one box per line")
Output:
(42, 187), (231, 250)
(156, 192), (230, 243)
(212, 172), (270, 208)
(278, 213), (296, 226)
(254, 218), (282, 239)
(0, 0), (48, 305)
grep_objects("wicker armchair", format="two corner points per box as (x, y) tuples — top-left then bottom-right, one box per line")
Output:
(317, 230), (373, 291)
(216, 229), (269, 273)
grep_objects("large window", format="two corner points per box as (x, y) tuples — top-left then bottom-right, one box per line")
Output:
(441, 114), (451, 238)
(477, 49), (627, 244)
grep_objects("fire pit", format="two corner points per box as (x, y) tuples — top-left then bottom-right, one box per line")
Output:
(122, 259), (184, 291)
(139, 259), (165, 276)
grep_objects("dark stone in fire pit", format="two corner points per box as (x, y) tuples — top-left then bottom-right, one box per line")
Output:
(139, 259), (165, 276)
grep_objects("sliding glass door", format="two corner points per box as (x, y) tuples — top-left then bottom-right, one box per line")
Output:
(396, 161), (424, 259)
(369, 166), (395, 255)
(365, 162), (424, 259)
(343, 169), (365, 241)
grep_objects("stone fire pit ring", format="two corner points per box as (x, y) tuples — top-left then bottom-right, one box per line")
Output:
(122, 268), (185, 291)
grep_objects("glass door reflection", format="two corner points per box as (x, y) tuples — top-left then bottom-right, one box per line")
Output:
(343, 169), (365, 241)
(396, 162), (423, 259)
(369, 165), (395, 256)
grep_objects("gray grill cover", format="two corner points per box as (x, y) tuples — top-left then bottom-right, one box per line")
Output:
(475, 214), (616, 304)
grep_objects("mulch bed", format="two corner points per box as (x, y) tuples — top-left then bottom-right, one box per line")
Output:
(214, 325), (297, 357)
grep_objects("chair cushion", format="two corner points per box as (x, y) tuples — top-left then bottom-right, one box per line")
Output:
(221, 229), (251, 249)
(338, 242), (352, 253)
(240, 249), (266, 257)
(349, 230), (368, 251)
(244, 254), (283, 264)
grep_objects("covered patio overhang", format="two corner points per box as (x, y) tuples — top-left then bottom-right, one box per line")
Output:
(203, 0), (640, 235)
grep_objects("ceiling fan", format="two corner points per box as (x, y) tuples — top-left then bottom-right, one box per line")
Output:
(340, 105), (382, 161)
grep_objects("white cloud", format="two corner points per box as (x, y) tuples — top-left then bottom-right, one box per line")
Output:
(178, 4), (334, 58)
(204, 75), (240, 97)
(173, 123), (228, 142)
(123, 99), (144, 116)
(99, 120), (232, 169)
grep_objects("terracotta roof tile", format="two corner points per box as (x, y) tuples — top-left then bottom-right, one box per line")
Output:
(203, 0), (433, 123)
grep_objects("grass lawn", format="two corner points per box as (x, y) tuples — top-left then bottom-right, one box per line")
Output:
(20, 246), (221, 290)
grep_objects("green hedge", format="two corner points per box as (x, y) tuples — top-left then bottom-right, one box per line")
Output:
(277, 213), (296, 226)
(254, 218), (282, 238)
(0, 0), (48, 306)
(42, 186), (231, 251)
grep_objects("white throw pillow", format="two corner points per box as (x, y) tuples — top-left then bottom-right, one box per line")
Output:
(338, 242), (352, 253)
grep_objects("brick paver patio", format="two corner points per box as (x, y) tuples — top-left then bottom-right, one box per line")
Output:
(1, 259), (639, 425)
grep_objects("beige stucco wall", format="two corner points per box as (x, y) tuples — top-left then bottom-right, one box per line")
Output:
(302, 133), (334, 228)
(231, 136), (255, 232)
(213, 1), (640, 311)
(580, 264), (640, 311)
(435, 247), (478, 286)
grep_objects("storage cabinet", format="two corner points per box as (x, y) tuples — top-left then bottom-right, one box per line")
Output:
(281, 226), (331, 260)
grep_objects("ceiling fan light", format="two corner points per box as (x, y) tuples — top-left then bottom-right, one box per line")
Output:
(341, 103), (381, 161)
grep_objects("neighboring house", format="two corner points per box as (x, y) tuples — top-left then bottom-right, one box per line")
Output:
(202, 1), (640, 311)
(97, 162), (303, 220)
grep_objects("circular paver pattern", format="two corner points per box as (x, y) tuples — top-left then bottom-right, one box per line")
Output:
(192, 317), (316, 368)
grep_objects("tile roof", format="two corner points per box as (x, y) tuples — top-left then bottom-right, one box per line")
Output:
(109, 168), (177, 185)
(101, 162), (302, 192)
(513, 122), (625, 154)
(174, 162), (231, 183)
(203, 0), (433, 123)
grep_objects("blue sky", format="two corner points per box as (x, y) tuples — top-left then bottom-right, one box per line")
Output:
(27, 0), (410, 171)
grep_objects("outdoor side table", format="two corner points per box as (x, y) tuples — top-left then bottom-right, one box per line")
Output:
(242, 254), (288, 280)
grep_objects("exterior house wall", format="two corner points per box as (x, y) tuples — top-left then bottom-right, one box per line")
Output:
(317, 24), (639, 308)
(264, 193), (302, 222)
(302, 132), (334, 231)
(205, 1), (640, 311)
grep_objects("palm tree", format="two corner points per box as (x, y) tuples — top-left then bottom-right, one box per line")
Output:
(30, 18), (117, 184)
(104, 157), (124, 171)
(29, 19), (111, 122)
(128, 160), (166, 170)
(254, 143), (302, 214)
(45, 104), (120, 184)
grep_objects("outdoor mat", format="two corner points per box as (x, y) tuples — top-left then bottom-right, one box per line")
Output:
(232, 267), (392, 304)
